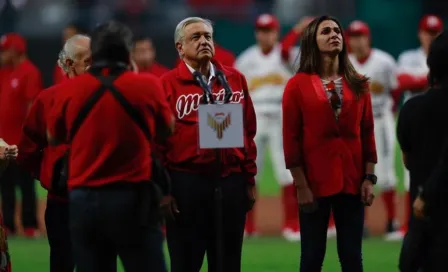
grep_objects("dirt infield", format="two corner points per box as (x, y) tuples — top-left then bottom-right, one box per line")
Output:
(12, 194), (407, 237)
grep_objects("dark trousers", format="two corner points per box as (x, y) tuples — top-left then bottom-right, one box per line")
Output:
(45, 198), (74, 272)
(69, 183), (167, 272)
(400, 218), (448, 272)
(0, 162), (37, 232)
(166, 171), (248, 272)
(299, 193), (365, 272)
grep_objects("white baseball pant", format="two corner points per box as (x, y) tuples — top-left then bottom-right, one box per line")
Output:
(254, 113), (293, 185)
(373, 112), (397, 190)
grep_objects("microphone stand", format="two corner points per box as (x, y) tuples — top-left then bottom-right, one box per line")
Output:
(195, 69), (234, 272)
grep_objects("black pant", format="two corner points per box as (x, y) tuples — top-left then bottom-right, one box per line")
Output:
(299, 193), (365, 272)
(166, 171), (248, 272)
(400, 218), (448, 272)
(0, 161), (37, 232)
(45, 198), (74, 272)
(69, 183), (167, 272)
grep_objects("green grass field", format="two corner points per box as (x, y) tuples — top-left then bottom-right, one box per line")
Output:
(9, 236), (402, 271)
(9, 143), (406, 271)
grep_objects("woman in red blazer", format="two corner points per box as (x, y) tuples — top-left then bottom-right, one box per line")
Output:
(282, 15), (377, 271)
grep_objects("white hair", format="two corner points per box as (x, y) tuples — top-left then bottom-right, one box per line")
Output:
(58, 34), (90, 73)
(174, 17), (213, 46)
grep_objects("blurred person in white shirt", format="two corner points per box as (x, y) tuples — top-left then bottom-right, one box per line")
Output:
(347, 20), (399, 240)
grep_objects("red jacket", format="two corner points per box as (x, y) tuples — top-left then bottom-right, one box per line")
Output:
(282, 73), (377, 197)
(18, 83), (69, 200)
(175, 44), (236, 68)
(160, 61), (257, 184)
(47, 71), (173, 189)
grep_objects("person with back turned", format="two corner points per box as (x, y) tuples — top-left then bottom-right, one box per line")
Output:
(282, 15), (377, 271)
(46, 21), (174, 272)
(397, 31), (448, 272)
(160, 16), (257, 272)
(18, 34), (91, 272)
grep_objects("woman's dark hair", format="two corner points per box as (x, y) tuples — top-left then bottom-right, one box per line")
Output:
(90, 21), (133, 64)
(297, 15), (369, 96)
(427, 31), (448, 88)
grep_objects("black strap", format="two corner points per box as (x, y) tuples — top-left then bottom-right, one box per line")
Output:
(69, 72), (152, 143)
(69, 82), (109, 141)
(66, 70), (171, 195)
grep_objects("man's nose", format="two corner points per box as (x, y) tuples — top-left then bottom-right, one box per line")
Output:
(199, 36), (208, 44)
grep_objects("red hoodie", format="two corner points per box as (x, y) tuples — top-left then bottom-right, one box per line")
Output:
(160, 60), (257, 184)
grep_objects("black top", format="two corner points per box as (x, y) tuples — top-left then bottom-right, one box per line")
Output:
(396, 87), (448, 203)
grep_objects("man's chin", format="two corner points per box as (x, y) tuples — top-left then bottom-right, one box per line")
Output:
(197, 51), (213, 61)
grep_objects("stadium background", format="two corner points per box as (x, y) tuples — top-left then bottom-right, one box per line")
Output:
(1, 0), (447, 270)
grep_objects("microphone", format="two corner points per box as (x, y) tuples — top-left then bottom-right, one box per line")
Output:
(193, 71), (214, 104)
(215, 70), (233, 104)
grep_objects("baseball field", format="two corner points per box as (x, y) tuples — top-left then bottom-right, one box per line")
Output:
(8, 145), (406, 271)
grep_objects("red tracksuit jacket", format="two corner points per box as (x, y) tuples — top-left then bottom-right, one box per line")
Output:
(160, 60), (257, 184)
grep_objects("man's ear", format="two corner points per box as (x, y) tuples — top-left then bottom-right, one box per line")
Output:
(175, 42), (183, 58)
(65, 59), (74, 69)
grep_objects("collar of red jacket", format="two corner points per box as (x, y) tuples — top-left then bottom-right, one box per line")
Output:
(176, 59), (234, 81)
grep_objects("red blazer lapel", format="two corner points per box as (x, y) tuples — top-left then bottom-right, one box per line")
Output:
(310, 74), (327, 100)
(308, 74), (339, 131)
(339, 79), (355, 120)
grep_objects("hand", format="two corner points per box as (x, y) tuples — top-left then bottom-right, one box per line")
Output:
(296, 186), (314, 205)
(361, 180), (375, 206)
(160, 195), (179, 220)
(296, 186), (317, 213)
(294, 16), (315, 33)
(246, 184), (256, 211)
(5, 145), (18, 160)
(413, 196), (425, 219)
(369, 81), (385, 94)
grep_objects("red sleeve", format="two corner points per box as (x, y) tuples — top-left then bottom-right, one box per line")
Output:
(47, 92), (69, 144)
(155, 76), (175, 164)
(241, 75), (257, 184)
(151, 78), (174, 133)
(280, 30), (301, 62)
(17, 96), (46, 177)
(282, 77), (304, 168)
(25, 70), (43, 101)
(396, 73), (428, 92)
(361, 92), (377, 163)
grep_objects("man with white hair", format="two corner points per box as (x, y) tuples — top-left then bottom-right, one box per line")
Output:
(160, 17), (257, 272)
(18, 34), (90, 272)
